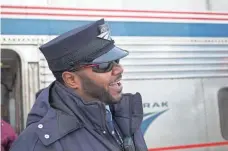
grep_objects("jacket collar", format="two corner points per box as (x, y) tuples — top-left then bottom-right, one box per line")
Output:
(33, 82), (107, 145)
(51, 81), (108, 131)
(111, 92), (143, 137)
(30, 81), (143, 145)
(35, 108), (83, 146)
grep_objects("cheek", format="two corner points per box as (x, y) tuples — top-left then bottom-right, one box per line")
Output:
(93, 73), (112, 89)
(84, 68), (112, 89)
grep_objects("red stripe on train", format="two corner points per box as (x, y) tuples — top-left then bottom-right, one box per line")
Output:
(1, 5), (228, 16)
(1, 12), (228, 21)
(149, 141), (228, 151)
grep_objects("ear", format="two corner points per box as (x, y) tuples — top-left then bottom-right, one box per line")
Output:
(62, 71), (80, 89)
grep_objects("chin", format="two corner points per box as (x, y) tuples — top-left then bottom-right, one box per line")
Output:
(112, 93), (123, 102)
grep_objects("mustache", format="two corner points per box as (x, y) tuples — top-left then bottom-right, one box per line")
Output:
(112, 74), (122, 83)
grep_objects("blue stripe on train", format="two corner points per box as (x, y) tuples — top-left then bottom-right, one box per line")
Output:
(1, 18), (228, 37)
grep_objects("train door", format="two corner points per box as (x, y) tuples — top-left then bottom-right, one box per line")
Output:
(1, 49), (23, 134)
(202, 78), (228, 151)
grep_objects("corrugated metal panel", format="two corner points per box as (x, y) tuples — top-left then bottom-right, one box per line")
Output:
(39, 52), (55, 88)
(26, 62), (40, 108)
(40, 44), (228, 87)
(120, 45), (228, 80)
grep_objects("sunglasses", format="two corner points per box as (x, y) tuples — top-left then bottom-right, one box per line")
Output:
(69, 59), (120, 73)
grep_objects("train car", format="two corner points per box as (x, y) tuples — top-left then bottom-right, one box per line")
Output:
(1, 0), (228, 150)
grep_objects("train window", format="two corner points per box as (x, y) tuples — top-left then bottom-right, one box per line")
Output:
(218, 87), (228, 140)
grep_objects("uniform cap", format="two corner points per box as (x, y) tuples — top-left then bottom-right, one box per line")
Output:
(39, 19), (129, 72)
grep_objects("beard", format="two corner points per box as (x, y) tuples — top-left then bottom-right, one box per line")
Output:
(78, 74), (120, 104)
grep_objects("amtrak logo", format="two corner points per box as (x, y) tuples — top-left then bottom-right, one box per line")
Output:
(140, 102), (169, 135)
(141, 109), (169, 135)
(97, 23), (112, 41)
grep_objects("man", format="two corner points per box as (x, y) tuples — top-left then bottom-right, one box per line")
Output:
(10, 19), (148, 151)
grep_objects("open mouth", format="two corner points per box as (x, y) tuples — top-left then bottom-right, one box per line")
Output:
(108, 78), (123, 99)
(109, 79), (122, 86)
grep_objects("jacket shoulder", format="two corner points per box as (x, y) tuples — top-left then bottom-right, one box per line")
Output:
(10, 120), (64, 151)
(121, 92), (142, 104)
(10, 124), (42, 151)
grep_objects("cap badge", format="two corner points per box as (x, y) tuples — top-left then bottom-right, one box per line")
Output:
(97, 23), (112, 41)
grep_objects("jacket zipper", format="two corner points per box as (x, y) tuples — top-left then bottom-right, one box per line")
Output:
(100, 104), (123, 150)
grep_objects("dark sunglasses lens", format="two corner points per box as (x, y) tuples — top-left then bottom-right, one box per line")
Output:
(92, 60), (119, 73)
(98, 62), (110, 69)
(92, 62), (112, 73)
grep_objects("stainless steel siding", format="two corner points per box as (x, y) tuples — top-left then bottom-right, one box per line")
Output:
(40, 44), (228, 87)
(120, 44), (228, 80)
(39, 52), (55, 88)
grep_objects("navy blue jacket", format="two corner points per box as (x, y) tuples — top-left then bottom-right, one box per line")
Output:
(10, 82), (148, 151)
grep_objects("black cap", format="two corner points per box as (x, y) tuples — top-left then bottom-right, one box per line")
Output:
(39, 19), (129, 72)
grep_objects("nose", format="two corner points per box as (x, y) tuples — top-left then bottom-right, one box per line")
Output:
(112, 64), (124, 75)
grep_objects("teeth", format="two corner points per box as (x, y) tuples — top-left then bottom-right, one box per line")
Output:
(110, 80), (121, 86)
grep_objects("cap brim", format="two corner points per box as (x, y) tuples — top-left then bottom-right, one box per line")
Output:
(92, 46), (129, 63)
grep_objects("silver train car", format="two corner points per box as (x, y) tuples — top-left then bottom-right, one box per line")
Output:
(1, 0), (228, 150)
(1, 35), (228, 150)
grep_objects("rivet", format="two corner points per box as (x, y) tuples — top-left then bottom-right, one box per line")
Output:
(44, 134), (50, 139)
(38, 124), (43, 129)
